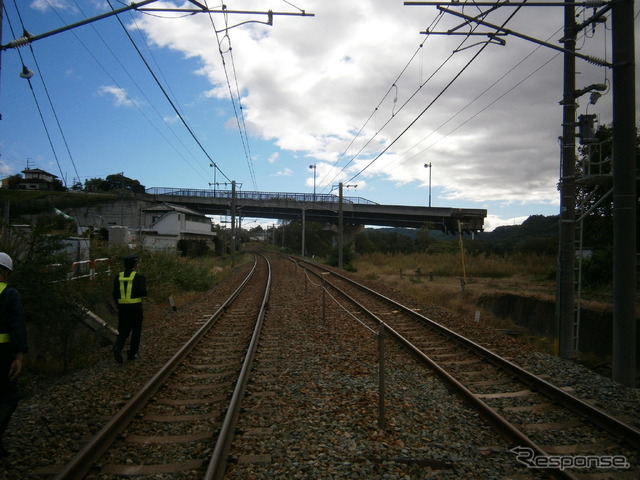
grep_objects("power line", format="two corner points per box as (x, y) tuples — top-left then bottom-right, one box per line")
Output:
(16, 0), (215, 185)
(317, 11), (448, 192)
(204, 1), (258, 189)
(5, 1), (71, 185)
(105, 0), (233, 184)
(387, 27), (564, 173)
(345, 2), (528, 184)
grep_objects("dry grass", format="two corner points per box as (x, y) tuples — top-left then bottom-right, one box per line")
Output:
(352, 251), (558, 336)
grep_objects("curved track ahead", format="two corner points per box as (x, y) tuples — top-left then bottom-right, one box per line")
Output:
(53, 252), (271, 480)
(294, 256), (640, 480)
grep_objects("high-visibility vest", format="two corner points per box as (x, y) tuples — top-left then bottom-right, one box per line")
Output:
(118, 272), (142, 304)
(0, 282), (9, 343)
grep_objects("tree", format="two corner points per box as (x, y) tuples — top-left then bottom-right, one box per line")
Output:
(4, 174), (23, 189)
(576, 124), (639, 218)
(576, 124), (640, 250)
(84, 173), (145, 194)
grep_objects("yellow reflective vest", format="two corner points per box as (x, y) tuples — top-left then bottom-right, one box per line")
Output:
(118, 272), (142, 304)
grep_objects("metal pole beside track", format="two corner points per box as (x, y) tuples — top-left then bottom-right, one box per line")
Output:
(378, 323), (386, 429)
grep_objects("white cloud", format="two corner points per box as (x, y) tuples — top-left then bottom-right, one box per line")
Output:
(273, 168), (293, 177)
(98, 86), (140, 108)
(267, 152), (279, 164)
(30, 0), (75, 12)
(0, 162), (14, 176)
(20, 0), (617, 219)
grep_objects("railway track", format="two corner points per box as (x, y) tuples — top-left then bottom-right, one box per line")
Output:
(294, 256), (640, 480)
(51, 252), (271, 480)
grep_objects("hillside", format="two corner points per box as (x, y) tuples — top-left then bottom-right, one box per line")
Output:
(365, 214), (560, 254)
(0, 190), (118, 219)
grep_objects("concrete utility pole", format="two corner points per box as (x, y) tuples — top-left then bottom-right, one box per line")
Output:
(611, 0), (636, 387)
(230, 180), (236, 267)
(424, 163), (432, 207)
(405, 0), (637, 387)
(558, 0), (577, 359)
(338, 183), (344, 269)
(301, 208), (306, 256)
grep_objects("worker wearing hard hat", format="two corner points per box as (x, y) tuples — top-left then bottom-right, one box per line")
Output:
(112, 254), (147, 364)
(0, 252), (28, 458)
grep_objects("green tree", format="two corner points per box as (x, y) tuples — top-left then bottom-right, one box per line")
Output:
(84, 173), (145, 194)
(576, 124), (640, 287)
(414, 225), (433, 252)
(4, 174), (23, 189)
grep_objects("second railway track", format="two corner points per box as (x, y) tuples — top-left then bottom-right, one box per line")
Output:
(294, 256), (640, 480)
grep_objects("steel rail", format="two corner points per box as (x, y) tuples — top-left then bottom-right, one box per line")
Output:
(326, 265), (640, 451)
(293, 260), (576, 479)
(295, 258), (640, 475)
(205, 252), (272, 480)
(54, 255), (261, 480)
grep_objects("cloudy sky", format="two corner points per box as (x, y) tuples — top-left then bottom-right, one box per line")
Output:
(0, 0), (636, 230)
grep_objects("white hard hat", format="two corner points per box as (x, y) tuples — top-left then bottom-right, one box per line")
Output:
(0, 253), (13, 272)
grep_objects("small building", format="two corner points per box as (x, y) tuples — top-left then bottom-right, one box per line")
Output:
(19, 168), (59, 190)
(140, 202), (216, 255)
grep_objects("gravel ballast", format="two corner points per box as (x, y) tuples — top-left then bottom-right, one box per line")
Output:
(2, 255), (638, 479)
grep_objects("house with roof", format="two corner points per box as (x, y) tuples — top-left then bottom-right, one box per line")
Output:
(19, 168), (60, 190)
(140, 202), (216, 255)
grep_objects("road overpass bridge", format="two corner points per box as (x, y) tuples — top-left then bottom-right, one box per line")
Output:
(144, 187), (487, 233)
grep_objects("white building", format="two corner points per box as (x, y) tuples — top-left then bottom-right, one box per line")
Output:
(140, 203), (216, 254)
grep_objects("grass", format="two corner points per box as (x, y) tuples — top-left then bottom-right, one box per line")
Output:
(351, 251), (559, 342)
(22, 248), (247, 374)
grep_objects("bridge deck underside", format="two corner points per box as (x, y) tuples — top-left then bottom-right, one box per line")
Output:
(149, 195), (486, 233)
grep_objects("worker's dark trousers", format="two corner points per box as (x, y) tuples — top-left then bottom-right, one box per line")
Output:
(0, 401), (17, 440)
(114, 304), (143, 358)
(0, 349), (19, 447)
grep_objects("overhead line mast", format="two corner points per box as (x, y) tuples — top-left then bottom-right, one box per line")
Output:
(1, 2), (314, 51)
(405, 0), (636, 386)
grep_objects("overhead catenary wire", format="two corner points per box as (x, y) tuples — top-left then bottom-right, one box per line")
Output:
(317, 11), (448, 191)
(203, 1), (259, 190)
(319, 13), (477, 189)
(105, 0), (233, 184)
(319, 1), (508, 190)
(13, 0), (218, 186)
(69, 0), (212, 183)
(343, 2), (529, 185)
(318, 4), (504, 190)
(70, 0), (210, 178)
(5, 2), (70, 185)
(387, 26), (565, 173)
(382, 4), (607, 176)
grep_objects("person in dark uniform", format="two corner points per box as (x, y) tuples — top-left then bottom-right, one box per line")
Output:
(0, 252), (27, 458)
(112, 254), (147, 363)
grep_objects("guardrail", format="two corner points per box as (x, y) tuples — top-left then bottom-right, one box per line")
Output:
(68, 258), (112, 280)
(145, 187), (379, 205)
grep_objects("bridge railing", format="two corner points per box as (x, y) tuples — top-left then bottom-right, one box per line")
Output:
(145, 187), (379, 205)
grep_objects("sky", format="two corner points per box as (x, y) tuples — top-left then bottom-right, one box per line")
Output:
(0, 0), (637, 231)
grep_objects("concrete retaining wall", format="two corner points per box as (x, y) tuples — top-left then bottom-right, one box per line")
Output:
(478, 293), (639, 366)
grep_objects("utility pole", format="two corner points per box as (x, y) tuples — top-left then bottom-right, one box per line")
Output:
(309, 164), (317, 201)
(338, 183), (344, 268)
(558, 0), (577, 359)
(301, 208), (306, 256)
(209, 163), (217, 196)
(611, 0), (636, 387)
(0, 0), (4, 118)
(230, 180), (236, 267)
(424, 163), (432, 207)
(405, 0), (636, 386)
